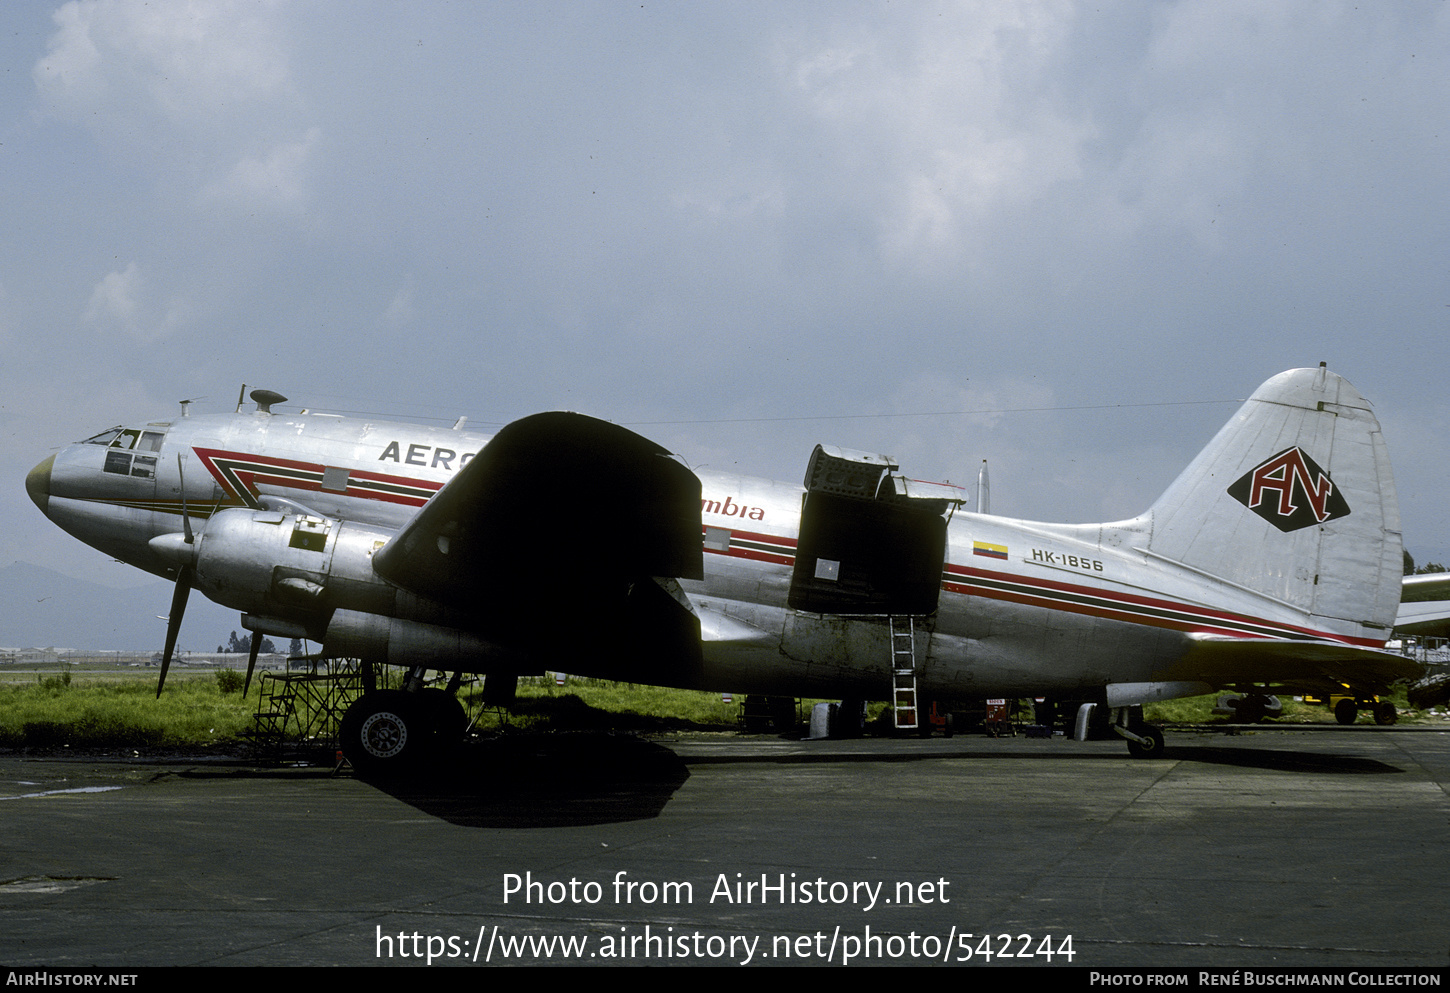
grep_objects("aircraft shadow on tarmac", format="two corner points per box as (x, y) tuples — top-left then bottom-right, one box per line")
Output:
(668, 735), (1407, 776)
(164, 733), (1403, 830)
(355, 732), (691, 829)
(1160, 743), (1404, 774)
(352, 734), (1404, 831)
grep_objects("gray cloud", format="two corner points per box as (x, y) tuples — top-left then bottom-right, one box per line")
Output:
(4, 0), (1447, 592)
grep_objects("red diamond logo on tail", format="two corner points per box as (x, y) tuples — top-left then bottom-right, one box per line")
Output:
(1227, 447), (1351, 532)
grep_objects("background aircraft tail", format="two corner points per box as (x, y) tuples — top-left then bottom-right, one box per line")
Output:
(1137, 364), (1401, 641)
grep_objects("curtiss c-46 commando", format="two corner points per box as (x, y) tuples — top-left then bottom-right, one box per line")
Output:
(26, 365), (1418, 768)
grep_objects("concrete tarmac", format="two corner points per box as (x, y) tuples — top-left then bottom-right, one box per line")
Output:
(2, 725), (1448, 968)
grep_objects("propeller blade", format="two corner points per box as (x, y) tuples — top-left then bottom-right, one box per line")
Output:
(243, 630), (261, 697)
(157, 565), (192, 698)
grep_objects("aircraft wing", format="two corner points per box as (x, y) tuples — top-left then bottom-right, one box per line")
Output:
(373, 411), (702, 602)
(1163, 636), (1423, 696)
(371, 413), (703, 660)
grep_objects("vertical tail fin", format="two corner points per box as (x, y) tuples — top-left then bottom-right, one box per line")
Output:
(1142, 365), (1401, 640)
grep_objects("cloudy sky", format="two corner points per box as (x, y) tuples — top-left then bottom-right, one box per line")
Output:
(3, 0), (1448, 609)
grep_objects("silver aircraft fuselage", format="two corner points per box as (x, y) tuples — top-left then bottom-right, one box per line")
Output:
(28, 369), (1402, 710)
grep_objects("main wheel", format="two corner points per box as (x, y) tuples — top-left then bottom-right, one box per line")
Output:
(1126, 725), (1165, 759)
(1373, 701), (1398, 726)
(341, 690), (427, 775)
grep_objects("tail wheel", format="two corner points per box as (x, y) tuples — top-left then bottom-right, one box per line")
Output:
(1126, 725), (1165, 759)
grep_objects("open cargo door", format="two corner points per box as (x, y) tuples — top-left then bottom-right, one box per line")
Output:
(788, 445), (963, 616)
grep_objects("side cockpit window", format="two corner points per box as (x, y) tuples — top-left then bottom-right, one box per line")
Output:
(104, 449), (158, 479)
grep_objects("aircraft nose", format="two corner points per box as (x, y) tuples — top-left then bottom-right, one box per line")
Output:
(26, 454), (54, 514)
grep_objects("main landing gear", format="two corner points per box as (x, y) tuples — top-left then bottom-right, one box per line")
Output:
(339, 667), (470, 775)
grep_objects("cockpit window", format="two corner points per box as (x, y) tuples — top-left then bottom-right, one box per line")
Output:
(85, 425), (167, 478)
(80, 427), (124, 446)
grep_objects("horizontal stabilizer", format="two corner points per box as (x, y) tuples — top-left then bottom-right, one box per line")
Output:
(1162, 636), (1422, 696)
(1394, 600), (1450, 637)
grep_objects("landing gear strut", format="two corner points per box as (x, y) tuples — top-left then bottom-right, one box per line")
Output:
(1111, 706), (1165, 759)
(1124, 724), (1165, 759)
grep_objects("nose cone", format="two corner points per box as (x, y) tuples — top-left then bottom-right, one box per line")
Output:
(26, 454), (54, 514)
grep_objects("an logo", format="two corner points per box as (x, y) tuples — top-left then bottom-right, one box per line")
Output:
(1227, 447), (1351, 532)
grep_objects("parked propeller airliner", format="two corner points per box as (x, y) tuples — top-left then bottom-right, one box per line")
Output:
(26, 366), (1419, 767)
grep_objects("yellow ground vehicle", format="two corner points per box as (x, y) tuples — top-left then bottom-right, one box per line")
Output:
(1302, 692), (1396, 725)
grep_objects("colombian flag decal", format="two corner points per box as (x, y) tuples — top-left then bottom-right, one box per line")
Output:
(973, 541), (1008, 560)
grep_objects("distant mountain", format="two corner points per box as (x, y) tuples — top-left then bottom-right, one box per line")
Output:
(0, 561), (242, 652)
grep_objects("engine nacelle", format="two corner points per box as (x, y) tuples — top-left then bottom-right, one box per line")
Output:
(180, 508), (463, 640)
(323, 609), (524, 669)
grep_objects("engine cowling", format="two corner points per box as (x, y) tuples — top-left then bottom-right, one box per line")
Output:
(151, 508), (492, 665)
